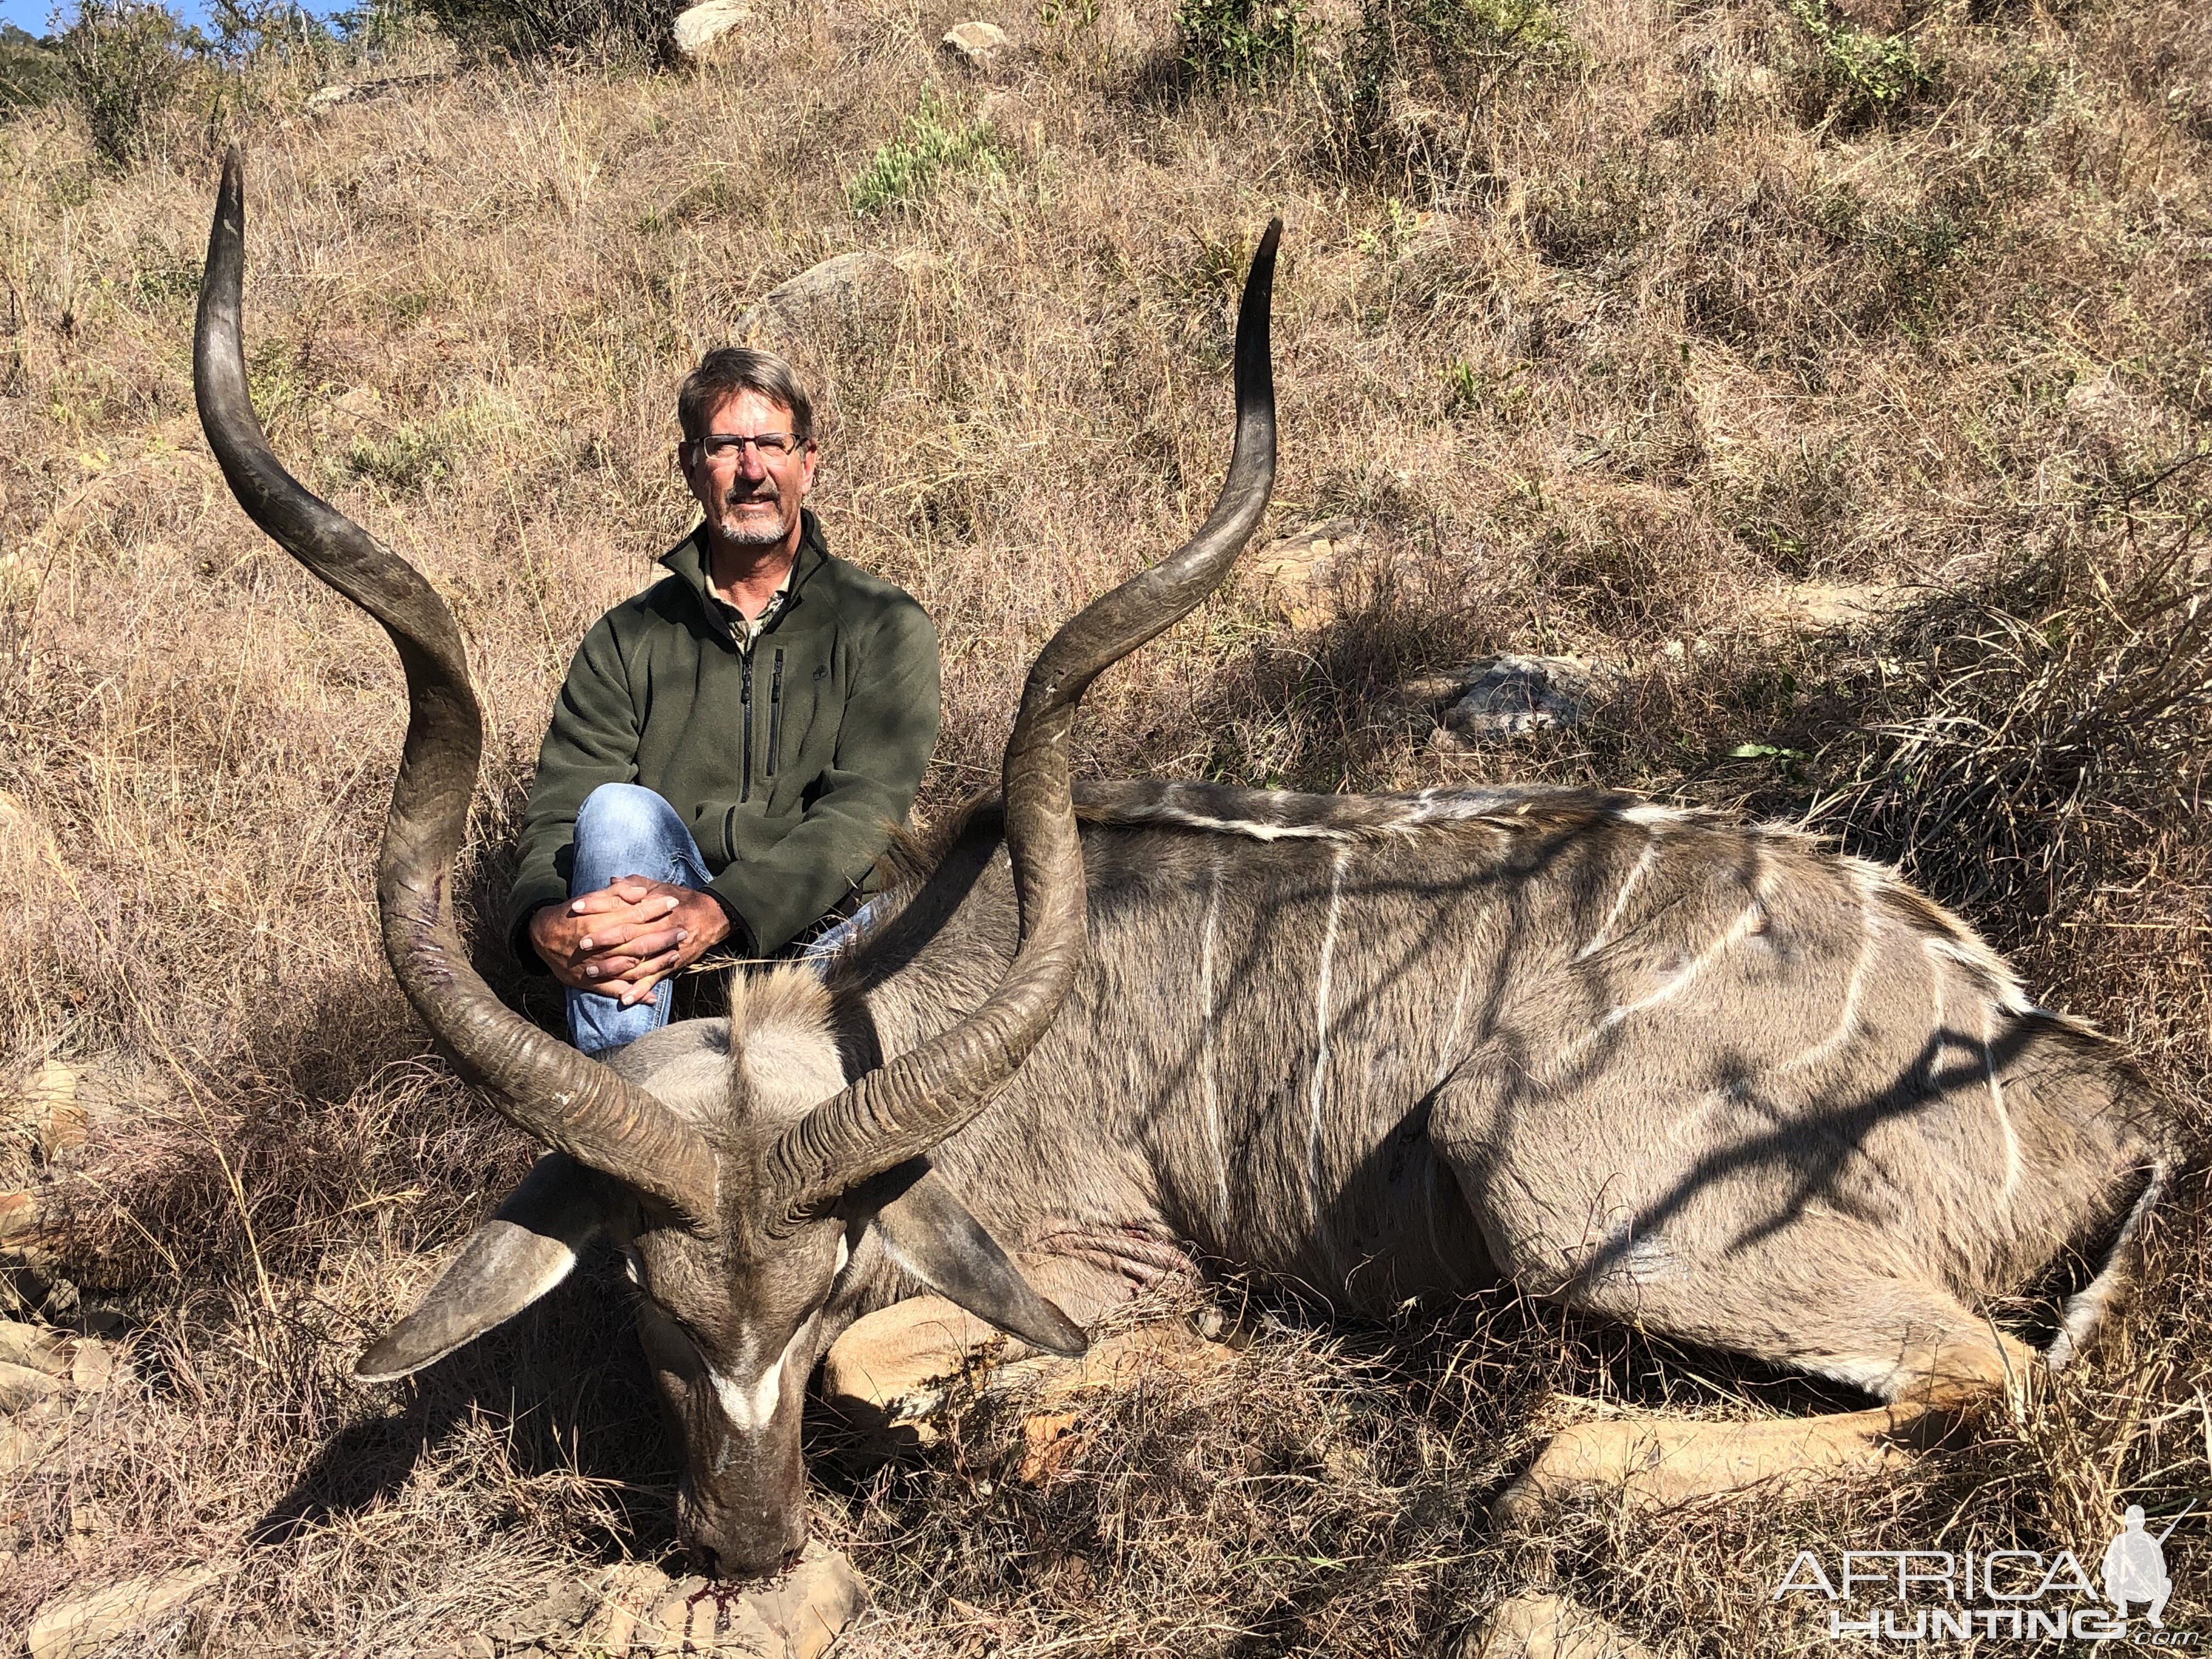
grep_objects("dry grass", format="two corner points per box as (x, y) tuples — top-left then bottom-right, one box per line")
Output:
(1, 0), (2208, 1649)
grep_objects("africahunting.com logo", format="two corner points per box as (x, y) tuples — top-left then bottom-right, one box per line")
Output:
(1774, 1504), (2197, 1644)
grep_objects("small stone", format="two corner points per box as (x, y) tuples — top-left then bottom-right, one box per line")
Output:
(941, 20), (1009, 64)
(69, 1338), (114, 1392)
(2, 1060), (85, 1169)
(26, 1566), (222, 1659)
(1439, 655), (1599, 739)
(673, 0), (754, 58)
(1753, 582), (1908, 635)
(0, 1358), (59, 1412)
(1247, 516), (1365, 629)
(0, 1319), (67, 1376)
(1458, 1591), (1657, 1659)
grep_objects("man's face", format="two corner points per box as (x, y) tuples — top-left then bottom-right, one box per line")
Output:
(682, 388), (819, 552)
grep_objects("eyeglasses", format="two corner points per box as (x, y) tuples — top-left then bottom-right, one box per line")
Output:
(691, 432), (805, 460)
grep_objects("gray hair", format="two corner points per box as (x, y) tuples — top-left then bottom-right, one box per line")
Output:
(678, 347), (816, 444)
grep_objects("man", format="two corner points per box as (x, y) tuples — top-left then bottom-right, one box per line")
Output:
(505, 347), (940, 1054)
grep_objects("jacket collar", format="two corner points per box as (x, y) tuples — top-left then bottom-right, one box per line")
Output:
(659, 509), (832, 644)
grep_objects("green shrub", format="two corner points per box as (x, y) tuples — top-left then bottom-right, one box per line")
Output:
(846, 94), (1004, 216)
(1175, 0), (1306, 86)
(1787, 0), (1931, 123)
(408, 0), (668, 62)
(1329, 0), (1574, 179)
(55, 0), (199, 171)
(0, 24), (64, 110)
(348, 422), (452, 492)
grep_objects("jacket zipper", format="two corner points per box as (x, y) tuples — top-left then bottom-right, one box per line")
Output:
(740, 650), (754, 803)
(765, 649), (785, 778)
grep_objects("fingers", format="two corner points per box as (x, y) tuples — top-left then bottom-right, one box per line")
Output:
(574, 895), (683, 953)
(580, 923), (691, 982)
(620, 963), (677, 1007)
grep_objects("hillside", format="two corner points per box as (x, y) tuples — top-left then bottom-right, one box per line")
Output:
(1, 0), (2209, 1650)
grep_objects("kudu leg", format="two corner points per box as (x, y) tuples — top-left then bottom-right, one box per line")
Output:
(1492, 1318), (2034, 1526)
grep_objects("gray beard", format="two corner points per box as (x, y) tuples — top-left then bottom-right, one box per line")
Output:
(714, 499), (790, 546)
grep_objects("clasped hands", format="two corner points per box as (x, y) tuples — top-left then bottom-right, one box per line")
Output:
(529, 878), (732, 1007)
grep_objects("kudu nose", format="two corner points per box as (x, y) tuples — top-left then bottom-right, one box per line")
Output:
(680, 1493), (806, 1583)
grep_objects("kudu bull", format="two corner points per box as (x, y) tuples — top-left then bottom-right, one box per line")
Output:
(196, 150), (2168, 1581)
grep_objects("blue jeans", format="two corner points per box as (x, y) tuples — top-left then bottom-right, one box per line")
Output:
(565, 783), (713, 1056)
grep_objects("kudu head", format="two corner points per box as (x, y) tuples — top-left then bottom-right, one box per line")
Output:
(194, 146), (1278, 1577)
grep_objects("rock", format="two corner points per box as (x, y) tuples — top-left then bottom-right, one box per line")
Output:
(673, 0), (753, 58)
(2, 1059), (86, 1167)
(0, 1412), (40, 1473)
(941, 20), (1009, 64)
(487, 1577), (597, 1647)
(301, 72), (438, 111)
(1459, 1592), (1657, 1659)
(0, 1318), (67, 1376)
(331, 385), (383, 420)
(573, 1561), (674, 1654)
(1247, 516), (1365, 628)
(1437, 655), (1599, 740)
(1752, 582), (1908, 635)
(69, 1338), (114, 1392)
(25, 1566), (223, 1659)
(1017, 1323), (1239, 1399)
(630, 1549), (863, 1657)
(748, 1543), (869, 1659)
(740, 252), (911, 345)
(1016, 1410), (1090, 1484)
(0, 1358), (59, 1412)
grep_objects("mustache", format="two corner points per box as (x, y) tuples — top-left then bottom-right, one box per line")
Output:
(721, 486), (777, 506)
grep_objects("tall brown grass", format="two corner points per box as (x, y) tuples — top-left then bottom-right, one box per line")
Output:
(0, 0), (2207, 1649)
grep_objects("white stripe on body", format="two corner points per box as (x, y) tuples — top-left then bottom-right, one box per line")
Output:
(1201, 851), (1230, 1236)
(1577, 835), (1658, 961)
(1305, 845), (1352, 1237)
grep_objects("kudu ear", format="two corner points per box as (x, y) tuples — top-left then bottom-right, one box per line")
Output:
(866, 1165), (1088, 1359)
(356, 1153), (612, 1383)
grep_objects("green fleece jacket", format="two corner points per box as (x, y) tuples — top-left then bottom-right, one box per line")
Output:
(505, 510), (940, 963)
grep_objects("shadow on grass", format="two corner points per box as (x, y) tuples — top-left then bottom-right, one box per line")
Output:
(250, 1260), (682, 1561)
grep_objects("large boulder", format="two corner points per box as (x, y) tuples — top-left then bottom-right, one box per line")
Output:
(672, 0), (752, 59)
(941, 19), (1009, 66)
(739, 251), (913, 347)
(1435, 654), (1602, 741)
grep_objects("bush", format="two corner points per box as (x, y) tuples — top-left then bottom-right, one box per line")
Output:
(1786, 0), (1932, 125)
(845, 93), (1005, 215)
(1327, 0), (1574, 182)
(409, 0), (668, 62)
(0, 22), (63, 110)
(55, 0), (198, 170)
(1175, 0), (1306, 87)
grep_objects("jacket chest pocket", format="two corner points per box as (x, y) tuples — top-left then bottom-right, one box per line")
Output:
(778, 661), (829, 785)
(763, 649), (787, 780)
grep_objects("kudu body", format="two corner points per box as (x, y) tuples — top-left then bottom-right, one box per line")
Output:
(195, 153), (2166, 1582)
